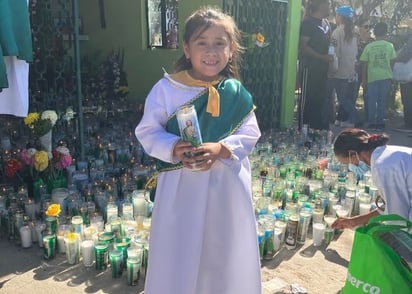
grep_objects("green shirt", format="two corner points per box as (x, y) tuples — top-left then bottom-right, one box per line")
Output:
(360, 39), (396, 83)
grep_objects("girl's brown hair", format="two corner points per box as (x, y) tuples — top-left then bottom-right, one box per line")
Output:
(342, 16), (355, 42)
(173, 7), (243, 80)
(333, 128), (389, 157)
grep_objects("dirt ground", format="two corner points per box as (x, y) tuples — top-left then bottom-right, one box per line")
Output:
(260, 229), (354, 294)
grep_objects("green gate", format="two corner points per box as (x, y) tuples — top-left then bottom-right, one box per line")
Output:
(223, 0), (288, 131)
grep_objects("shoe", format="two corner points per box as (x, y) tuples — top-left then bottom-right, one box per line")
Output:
(375, 123), (385, 130)
(340, 121), (355, 128)
(393, 126), (412, 133)
(334, 120), (341, 126)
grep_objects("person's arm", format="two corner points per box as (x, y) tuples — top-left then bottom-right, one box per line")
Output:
(332, 209), (380, 229)
(359, 44), (369, 87)
(361, 61), (368, 88)
(193, 112), (261, 169)
(135, 81), (183, 163)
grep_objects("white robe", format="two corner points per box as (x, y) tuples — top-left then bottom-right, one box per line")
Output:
(371, 145), (412, 221)
(135, 75), (262, 294)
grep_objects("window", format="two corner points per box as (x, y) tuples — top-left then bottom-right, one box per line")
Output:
(147, 0), (178, 48)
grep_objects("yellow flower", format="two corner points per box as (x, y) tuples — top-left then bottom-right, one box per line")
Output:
(24, 112), (40, 126)
(34, 150), (49, 171)
(45, 203), (61, 217)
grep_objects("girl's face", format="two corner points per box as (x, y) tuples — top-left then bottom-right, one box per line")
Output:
(183, 24), (233, 82)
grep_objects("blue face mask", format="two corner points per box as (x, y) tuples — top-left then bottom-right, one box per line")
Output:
(348, 161), (370, 181)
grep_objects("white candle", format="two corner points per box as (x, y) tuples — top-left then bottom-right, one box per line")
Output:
(84, 226), (96, 240)
(81, 240), (95, 267)
(106, 203), (118, 223)
(20, 226), (32, 248)
(65, 234), (80, 265)
(57, 234), (66, 254)
(71, 215), (84, 237)
(25, 200), (36, 220)
(132, 190), (146, 218)
(122, 202), (134, 220)
(359, 203), (371, 215)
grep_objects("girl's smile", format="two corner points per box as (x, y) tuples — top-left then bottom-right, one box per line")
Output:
(183, 24), (233, 81)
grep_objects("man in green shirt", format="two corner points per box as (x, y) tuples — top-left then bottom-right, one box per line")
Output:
(360, 22), (396, 129)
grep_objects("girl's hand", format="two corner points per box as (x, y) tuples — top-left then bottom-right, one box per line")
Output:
(191, 143), (230, 171)
(173, 141), (197, 167)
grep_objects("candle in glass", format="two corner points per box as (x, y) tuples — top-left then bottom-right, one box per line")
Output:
(19, 225), (32, 248)
(132, 190), (146, 218)
(81, 240), (95, 267)
(25, 199), (36, 220)
(71, 215), (84, 237)
(122, 202), (134, 220)
(106, 203), (118, 223)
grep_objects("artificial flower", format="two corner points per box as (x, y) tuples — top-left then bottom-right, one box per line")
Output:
(34, 150), (49, 171)
(24, 112), (40, 127)
(5, 159), (21, 178)
(55, 146), (70, 156)
(24, 110), (58, 137)
(63, 107), (76, 122)
(21, 148), (36, 165)
(45, 203), (61, 217)
(41, 110), (58, 126)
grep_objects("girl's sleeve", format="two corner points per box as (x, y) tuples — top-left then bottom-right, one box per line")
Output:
(218, 111), (261, 166)
(135, 82), (180, 163)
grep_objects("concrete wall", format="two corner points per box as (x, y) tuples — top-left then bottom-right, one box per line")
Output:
(79, 0), (222, 101)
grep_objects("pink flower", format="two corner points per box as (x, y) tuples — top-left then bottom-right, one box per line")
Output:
(60, 154), (72, 169)
(21, 149), (35, 166)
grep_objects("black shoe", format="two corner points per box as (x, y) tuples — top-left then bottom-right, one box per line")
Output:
(375, 123), (385, 130)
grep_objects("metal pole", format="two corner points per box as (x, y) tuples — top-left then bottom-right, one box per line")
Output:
(73, 0), (85, 160)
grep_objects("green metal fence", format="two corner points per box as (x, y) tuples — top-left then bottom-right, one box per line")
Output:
(223, 0), (288, 131)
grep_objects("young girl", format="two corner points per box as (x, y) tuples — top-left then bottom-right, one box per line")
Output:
(331, 128), (412, 229)
(135, 7), (262, 294)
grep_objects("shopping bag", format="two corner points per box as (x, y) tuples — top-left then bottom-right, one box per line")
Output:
(342, 214), (412, 294)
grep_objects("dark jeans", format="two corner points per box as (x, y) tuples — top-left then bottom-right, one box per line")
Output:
(327, 78), (358, 124)
(400, 82), (412, 128)
(367, 79), (392, 126)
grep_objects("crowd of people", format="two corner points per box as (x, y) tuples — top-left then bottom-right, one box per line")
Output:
(298, 0), (412, 132)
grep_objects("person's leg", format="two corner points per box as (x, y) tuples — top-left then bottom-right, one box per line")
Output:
(336, 79), (358, 124)
(366, 81), (378, 127)
(400, 82), (412, 128)
(376, 79), (391, 127)
(303, 68), (329, 130)
(362, 85), (369, 123)
(325, 78), (337, 125)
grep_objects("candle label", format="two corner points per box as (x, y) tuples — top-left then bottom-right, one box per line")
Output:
(95, 242), (109, 270)
(176, 105), (202, 147)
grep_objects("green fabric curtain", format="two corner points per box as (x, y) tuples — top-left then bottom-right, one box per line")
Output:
(0, 0), (33, 89)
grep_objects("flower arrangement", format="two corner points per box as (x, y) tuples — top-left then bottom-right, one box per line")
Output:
(24, 110), (58, 137)
(21, 148), (49, 173)
(51, 146), (73, 177)
(45, 203), (61, 217)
